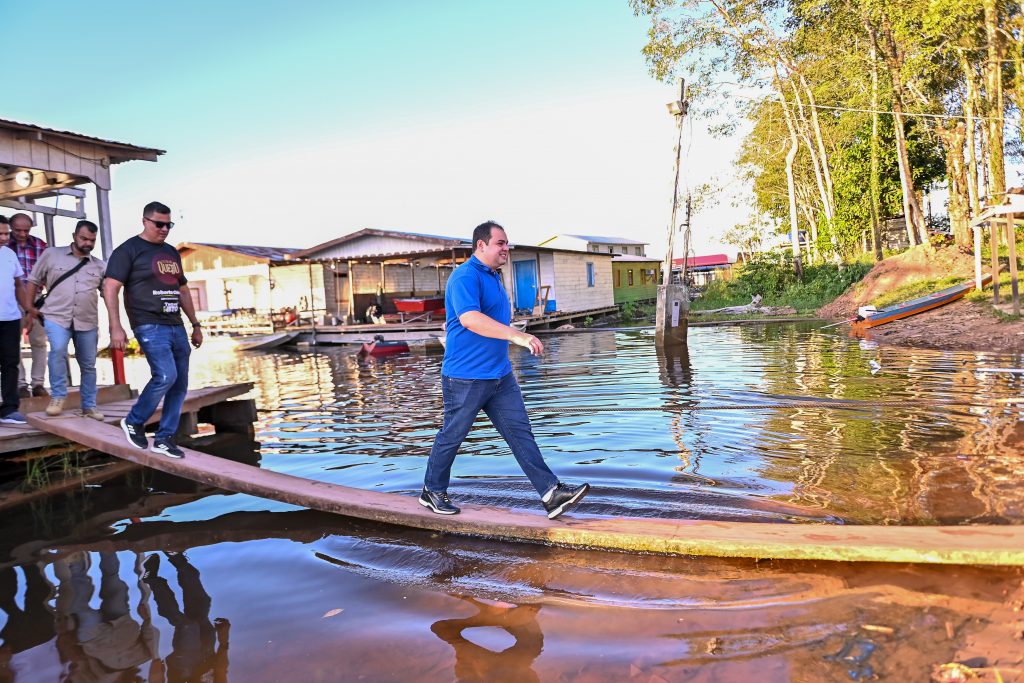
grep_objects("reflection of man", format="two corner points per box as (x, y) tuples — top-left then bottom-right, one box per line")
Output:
(0, 564), (56, 656)
(143, 552), (229, 683)
(421, 221), (588, 519)
(431, 598), (543, 683)
(26, 220), (107, 419)
(103, 201), (203, 458)
(55, 551), (158, 682)
(8, 213), (48, 397)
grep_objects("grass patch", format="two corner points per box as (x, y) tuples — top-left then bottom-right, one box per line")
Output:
(692, 256), (872, 314)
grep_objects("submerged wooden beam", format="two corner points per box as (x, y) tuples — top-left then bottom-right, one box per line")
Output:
(25, 414), (1024, 567)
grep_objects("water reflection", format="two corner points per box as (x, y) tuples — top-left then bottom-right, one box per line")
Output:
(431, 598), (543, 683)
(141, 553), (228, 683)
(55, 551), (158, 680)
(219, 324), (1024, 525)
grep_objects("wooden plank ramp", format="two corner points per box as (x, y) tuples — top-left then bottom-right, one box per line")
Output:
(23, 413), (1024, 566)
(1, 383), (252, 455)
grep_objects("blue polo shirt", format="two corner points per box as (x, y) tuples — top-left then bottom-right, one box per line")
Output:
(442, 255), (513, 379)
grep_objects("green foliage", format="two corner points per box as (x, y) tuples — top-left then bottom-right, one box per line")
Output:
(693, 255), (872, 313)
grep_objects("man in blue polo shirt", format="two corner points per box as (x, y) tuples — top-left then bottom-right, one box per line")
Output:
(421, 221), (589, 519)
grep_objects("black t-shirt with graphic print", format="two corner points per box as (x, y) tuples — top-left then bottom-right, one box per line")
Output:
(105, 236), (188, 329)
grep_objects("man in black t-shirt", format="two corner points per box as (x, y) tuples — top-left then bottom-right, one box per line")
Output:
(103, 201), (204, 458)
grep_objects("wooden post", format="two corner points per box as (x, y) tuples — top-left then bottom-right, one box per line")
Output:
(656, 78), (689, 349)
(973, 224), (983, 290)
(1007, 213), (1020, 315)
(347, 260), (355, 323)
(42, 213), (55, 247)
(96, 187), (113, 260)
(991, 221), (1001, 304)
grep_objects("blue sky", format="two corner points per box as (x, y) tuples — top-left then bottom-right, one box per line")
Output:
(3, 1), (745, 257)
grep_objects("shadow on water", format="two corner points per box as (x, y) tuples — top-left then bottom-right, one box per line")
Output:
(2, 323), (1023, 681)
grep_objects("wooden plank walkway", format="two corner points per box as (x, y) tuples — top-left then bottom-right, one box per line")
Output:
(22, 413), (1024, 566)
(2, 383), (252, 455)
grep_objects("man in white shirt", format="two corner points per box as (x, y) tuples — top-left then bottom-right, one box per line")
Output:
(0, 216), (32, 423)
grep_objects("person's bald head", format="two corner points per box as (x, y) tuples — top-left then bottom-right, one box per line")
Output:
(10, 213), (33, 245)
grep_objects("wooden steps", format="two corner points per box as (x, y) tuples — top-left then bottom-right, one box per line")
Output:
(23, 413), (1024, 566)
(1, 383), (252, 455)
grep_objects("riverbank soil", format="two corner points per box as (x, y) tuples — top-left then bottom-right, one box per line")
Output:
(819, 245), (1024, 354)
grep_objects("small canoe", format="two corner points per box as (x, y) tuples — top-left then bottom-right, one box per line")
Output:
(359, 337), (410, 357)
(853, 275), (992, 330)
(234, 331), (299, 351)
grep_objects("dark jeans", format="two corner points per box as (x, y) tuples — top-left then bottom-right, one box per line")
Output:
(0, 319), (21, 416)
(126, 324), (191, 439)
(425, 372), (558, 497)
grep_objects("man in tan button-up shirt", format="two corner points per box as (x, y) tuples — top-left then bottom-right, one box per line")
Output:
(26, 220), (107, 419)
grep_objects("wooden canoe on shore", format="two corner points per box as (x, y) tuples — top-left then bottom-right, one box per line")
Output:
(852, 275), (992, 330)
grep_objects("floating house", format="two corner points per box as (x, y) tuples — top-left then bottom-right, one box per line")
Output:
(538, 233), (649, 257)
(293, 228), (617, 324)
(177, 243), (316, 328)
(611, 256), (662, 304)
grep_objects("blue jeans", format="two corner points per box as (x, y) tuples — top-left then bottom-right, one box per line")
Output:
(425, 372), (558, 497)
(127, 324), (191, 439)
(44, 320), (98, 407)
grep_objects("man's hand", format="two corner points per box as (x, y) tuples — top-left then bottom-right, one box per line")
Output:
(191, 325), (204, 349)
(511, 332), (544, 356)
(21, 312), (33, 334)
(109, 325), (127, 351)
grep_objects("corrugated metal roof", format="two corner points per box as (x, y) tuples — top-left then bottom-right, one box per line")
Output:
(0, 117), (164, 160)
(178, 242), (300, 262)
(672, 253), (732, 268)
(564, 234), (649, 245)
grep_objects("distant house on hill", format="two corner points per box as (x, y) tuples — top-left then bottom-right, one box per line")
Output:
(538, 234), (649, 257)
(671, 253), (734, 287)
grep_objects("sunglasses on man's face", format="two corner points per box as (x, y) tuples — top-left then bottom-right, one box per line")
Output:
(144, 217), (175, 230)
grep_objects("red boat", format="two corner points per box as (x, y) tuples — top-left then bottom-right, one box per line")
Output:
(359, 335), (410, 357)
(393, 297), (445, 313)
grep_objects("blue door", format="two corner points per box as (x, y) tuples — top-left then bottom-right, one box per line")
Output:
(513, 260), (538, 311)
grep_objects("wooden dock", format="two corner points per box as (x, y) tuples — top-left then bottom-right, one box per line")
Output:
(21, 413), (1024, 566)
(2, 382), (252, 455)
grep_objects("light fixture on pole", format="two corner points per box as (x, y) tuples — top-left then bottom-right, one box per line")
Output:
(14, 170), (33, 188)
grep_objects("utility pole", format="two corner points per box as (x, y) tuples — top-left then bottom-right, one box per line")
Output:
(656, 78), (690, 349)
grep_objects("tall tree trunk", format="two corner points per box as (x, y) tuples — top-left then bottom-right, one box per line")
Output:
(790, 81), (835, 225)
(983, 0), (1006, 200)
(870, 17), (926, 246)
(939, 124), (971, 248)
(775, 71), (804, 274)
(961, 58), (982, 215)
(869, 38), (884, 261)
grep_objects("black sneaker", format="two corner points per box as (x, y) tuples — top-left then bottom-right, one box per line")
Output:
(120, 418), (148, 449)
(419, 488), (460, 515)
(542, 482), (590, 520)
(151, 438), (185, 459)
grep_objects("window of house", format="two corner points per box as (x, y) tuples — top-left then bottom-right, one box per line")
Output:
(586, 262), (595, 287)
(627, 269), (634, 286)
(635, 246), (643, 255)
(592, 244), (600, 252)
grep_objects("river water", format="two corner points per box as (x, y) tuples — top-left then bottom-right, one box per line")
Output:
(2, 323), (1023, 681)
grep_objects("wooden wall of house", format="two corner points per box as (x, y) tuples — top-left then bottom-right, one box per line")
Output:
(0, 129), (115, 190)
(550, 253), (614, 312)
(612, 262), (658, 304)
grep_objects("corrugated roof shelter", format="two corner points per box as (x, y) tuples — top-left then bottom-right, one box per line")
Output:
(0, 118), (164, 258)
